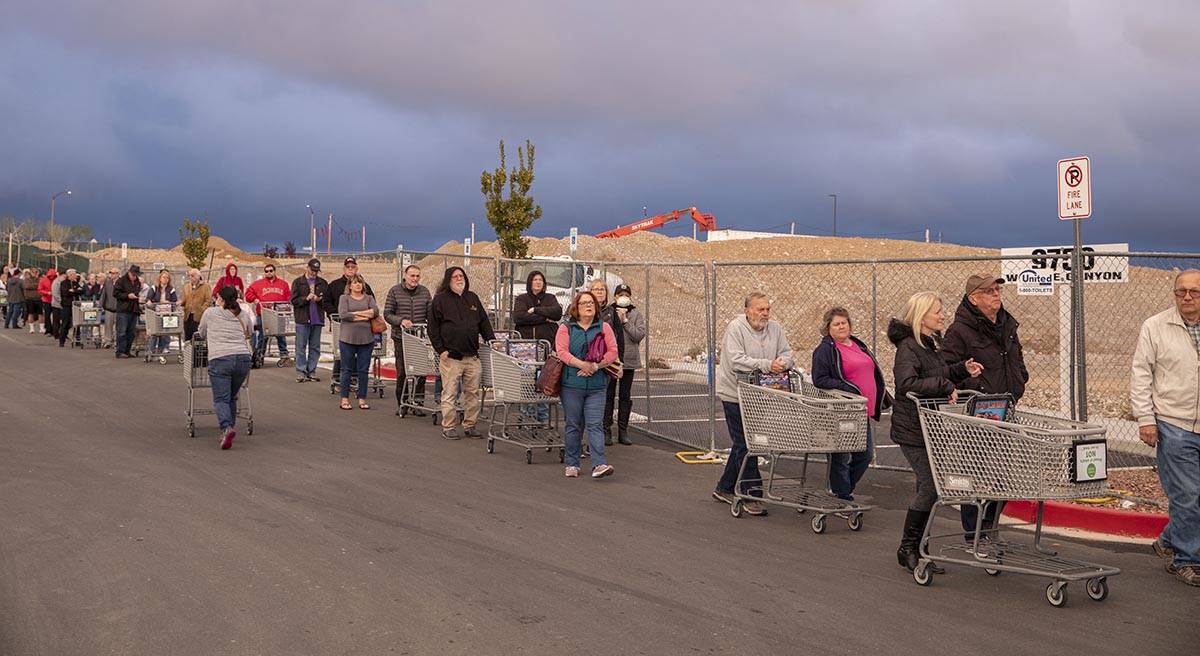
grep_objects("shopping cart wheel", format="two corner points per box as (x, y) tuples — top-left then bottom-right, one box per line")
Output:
(187, 423), (195, 439)
(525, 451), (533, 465)
(558, 448), (565, 463)
(247, 420), (254, 436)
(984, 568), (1001, 576)
(378, 388), (385, 399)
(1085, 577), (1108, 602)
(913, 561), (933, 586)
(847, 512), (863, 531)
(1045, 581), (1068, 608)
(486, 439), (495, 454)
(178, 354), (184, 364)
(330, 384), (337, 395)
(810, 514), (827, 534)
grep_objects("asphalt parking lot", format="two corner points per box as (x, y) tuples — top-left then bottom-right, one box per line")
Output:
(0, 329), (1195, 655)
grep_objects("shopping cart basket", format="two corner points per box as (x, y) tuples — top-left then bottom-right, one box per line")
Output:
(909, 391), (1120, 607)
(183, 337), (253, 439)
(485, 340), (561, 464)
(258, 301), (295, 367)
(71, 301), (103, 348)
(329, 313), (391, 398)
(144, 303), (184, 364)
(733, 371), (872, 533)
(397, 324), (440, 420)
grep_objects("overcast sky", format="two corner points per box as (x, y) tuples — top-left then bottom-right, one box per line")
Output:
(2, 1), (1198, 252)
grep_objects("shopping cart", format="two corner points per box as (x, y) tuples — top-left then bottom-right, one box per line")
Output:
(258, 301), (295, 368)
(397, 324), (440, 420)
(143, 303), (184, 364)
(183, 337), (253, 439)
(733, 371), (873, 533)
(71, 301), (103, 348)
(479, 330), (518, 407)
(909, 391), (1120, 607)
(328, 313), (391, 398)
(485, 340), (562, 464)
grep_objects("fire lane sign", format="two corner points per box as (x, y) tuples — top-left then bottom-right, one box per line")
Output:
(1058, 156), (1092, 220)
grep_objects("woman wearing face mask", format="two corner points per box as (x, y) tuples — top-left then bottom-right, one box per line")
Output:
(888, 292), (983, 573)
(604, 284), (644, 445)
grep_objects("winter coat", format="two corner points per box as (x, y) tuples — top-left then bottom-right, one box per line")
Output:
(22, 273), (39, 304)
(38, 270), (56, 304)
(613, 304), (646, 369)
(211, 263), (244, 299)
(59, 277), (83, 307)
(384, 282), (432, 333)
(290, 274), (329, 325)
(99, 278), (118, 312)
(429, 288), (495, 359)
(245, 276), (291, 315)
(512, 272), (563, 342)
(322, 276), (374, 318)
(6, 275), (24, 303)
(112, 273), (144, 314)
(181, 282), (212, 322)
(888, 318), (972, 447)
(942, 298), (1029, 402)
(811, 334), (890, 421)
(715, 315), (795, 404)
(145, 285), (178, 304)
(555, 319), (619, 391)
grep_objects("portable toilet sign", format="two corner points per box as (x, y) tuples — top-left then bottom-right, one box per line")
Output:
(120, 242), (128, 259)
(1058, 156), (1092, 220)
(569, 227), (578, 257)
(464, 237), (472, 256)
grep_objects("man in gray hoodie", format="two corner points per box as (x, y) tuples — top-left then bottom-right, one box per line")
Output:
(712, 292), (794, 516)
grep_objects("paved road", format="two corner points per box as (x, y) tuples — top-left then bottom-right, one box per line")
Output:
(0, 330), (1194, 655)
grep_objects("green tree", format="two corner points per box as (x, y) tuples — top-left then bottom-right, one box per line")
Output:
(179, 218), (211, 270)
(480, 139), (543, 259)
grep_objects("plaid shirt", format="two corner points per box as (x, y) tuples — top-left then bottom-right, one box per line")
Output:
(1186, 318), (1200, 354)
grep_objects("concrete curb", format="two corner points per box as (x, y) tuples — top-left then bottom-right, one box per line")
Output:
(1002, 499), (1167, 540)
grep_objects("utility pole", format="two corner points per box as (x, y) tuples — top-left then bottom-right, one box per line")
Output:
(307, 204), (315, 254)
(827, 193), (837, 237)
(49, 189), (72, 268)
(361, 225), (366, 254)
(326, 213), (333, 256)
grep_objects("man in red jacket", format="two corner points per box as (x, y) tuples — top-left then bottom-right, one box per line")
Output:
(245, 263), (291, 366)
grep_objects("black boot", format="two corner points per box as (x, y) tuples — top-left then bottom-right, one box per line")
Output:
(617, 428), (632, 445)
(897, 509), (943, 573)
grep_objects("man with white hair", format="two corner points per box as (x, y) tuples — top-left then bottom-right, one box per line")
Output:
(57, 269), (83, 347)
(1132, 268), (1200, 587)
(98, 267), (121, 347)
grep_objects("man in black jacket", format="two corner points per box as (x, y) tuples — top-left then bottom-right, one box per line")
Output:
(57, 269), (83, 347)
(112, 265), (143, 358)
(429, 266), (495, 439)
(943, 273), (1030, 541)
(290, 258), (329, 382)
(322, 257), (374, 382)
(385, 264), (433, 413)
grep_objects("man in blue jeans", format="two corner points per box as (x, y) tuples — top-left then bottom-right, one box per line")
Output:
(1131, 268), (1200, 587)
(290, 258), (328, 383)
(711, 292), (794, 516)
(112, 265), (143, 358)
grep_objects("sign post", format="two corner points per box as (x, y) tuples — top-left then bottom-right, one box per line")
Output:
(464, 237), (472, 257)
(1058, 156), (1092, 421)
(569, 227), (578, 258)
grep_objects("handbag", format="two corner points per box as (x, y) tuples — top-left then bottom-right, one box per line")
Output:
(585, 331), (607, 362)
(370, 315), (387, 335)
(537, 352), (564, 397)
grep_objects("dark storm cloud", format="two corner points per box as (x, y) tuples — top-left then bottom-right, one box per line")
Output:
(1, 1), (1198, 251)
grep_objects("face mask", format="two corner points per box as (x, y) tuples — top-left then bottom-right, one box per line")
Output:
(616, 296), (632, 308)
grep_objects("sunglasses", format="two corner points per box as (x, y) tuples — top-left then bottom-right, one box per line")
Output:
(1174, 288), (1200, 299)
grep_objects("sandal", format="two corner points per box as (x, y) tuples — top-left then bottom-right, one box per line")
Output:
(358, 400), (371, 410)
(340, 399), (352, 410)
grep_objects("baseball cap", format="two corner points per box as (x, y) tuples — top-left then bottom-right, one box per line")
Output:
(613, 283), (633, 296)
(128, 264), (142, 275)
(306, 258), (321, 271)
(343, 256), (357, 266)
(964, 273), (1004, 295)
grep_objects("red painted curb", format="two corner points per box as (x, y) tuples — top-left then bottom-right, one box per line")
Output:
(1003, 500), (1168, 539)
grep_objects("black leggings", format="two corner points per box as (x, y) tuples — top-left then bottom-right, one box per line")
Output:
(899, 444), (938, 512)
(603, 370), (635, 431)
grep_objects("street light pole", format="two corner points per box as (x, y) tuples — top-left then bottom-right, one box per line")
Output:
(49, 189), (72, 268)
(307, 205), (315, 254)
(827, 193), (837, 237)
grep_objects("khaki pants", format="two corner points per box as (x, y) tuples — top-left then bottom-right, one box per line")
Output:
(439, 355), (482, 430)
(103, 310), (117, 346)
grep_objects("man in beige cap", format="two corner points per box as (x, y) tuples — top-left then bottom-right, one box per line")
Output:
(943, 272), (1029, 541)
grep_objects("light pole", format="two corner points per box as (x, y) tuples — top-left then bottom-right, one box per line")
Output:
(306, 204), (315, 254)
(50, 189), (72, 268)
(827, 193), (837, 237)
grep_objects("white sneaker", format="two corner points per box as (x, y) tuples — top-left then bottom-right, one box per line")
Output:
(28, 325), (35, 333)
(39, 325), (45, 334)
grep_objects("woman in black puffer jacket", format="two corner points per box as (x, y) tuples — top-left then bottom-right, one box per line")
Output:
(889, 291), (982, 572)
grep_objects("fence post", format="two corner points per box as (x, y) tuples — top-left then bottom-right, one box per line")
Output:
(643, 264), (652, 429)
(1074, 249), (1088, 422)
(870, 261), (878, 355)
(707, 261), (717, 454)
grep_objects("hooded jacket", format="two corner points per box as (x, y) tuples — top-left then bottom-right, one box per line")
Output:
(428, 267), (495, 358)
(245, 275), (291, 315)
(384, 281), (432, 331)
(942, 297), (1029, 401)
(613, 300), (646, 370)
(5, 274), (23, 303)
(112, 272), (144, 314)
(811, 334), (890, 421)
(888, 318), (971, 447)
(211, 263), (244, 299)
(59, 275), (83, 308)
(38, 269), (57, 304)
(512, 271), (563, 342)
(22, 272), (40, 304)
(715, 315), (795, 404)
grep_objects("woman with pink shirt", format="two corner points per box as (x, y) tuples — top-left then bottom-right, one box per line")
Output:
(555, 291), (619, 479)
(811, 307), (890, 501)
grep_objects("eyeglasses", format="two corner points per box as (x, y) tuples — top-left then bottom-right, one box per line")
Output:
(578, 301), (595, 307)
(1174, 288), (1200, 299)
(974, 286), (1002, 296)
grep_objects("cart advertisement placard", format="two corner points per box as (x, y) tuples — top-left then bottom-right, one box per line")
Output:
(1072, 439), (1108, 483)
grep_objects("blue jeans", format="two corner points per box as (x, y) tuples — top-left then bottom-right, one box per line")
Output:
(5, 302), (23, 328)
(717, 401), (761, 496)
(254, 315), (289, 356)
(115, 312), (138, 355)
(208, 354), (251, 431)
(1157, 420), (1200, 567)
(150, 335), (173, 354)
(339, 341), (374, 399)
(829, 421), (874, 500)
(294, 323), (322, 376)
(561, 386), (606, 468)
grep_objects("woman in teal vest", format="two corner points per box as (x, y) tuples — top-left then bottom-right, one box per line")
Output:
(554, 291), (619, 479)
